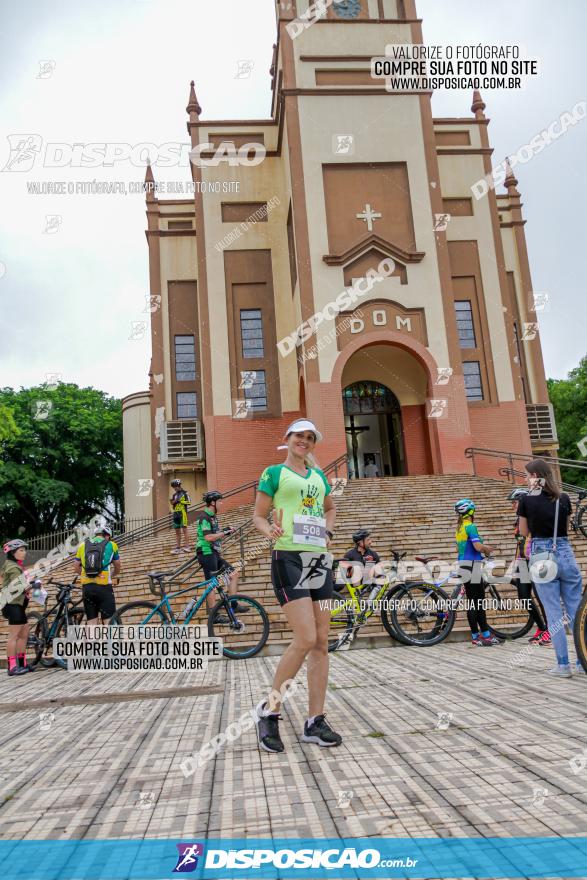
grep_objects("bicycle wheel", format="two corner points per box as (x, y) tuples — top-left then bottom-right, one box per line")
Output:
(485, 583), (533, 640)
(207, 594), (269, 659)
(379, 586), (403, 644)
(111, 601), (169, 626)
(577, 504), (587, 540)
(383, 582), (455, 646)
(328, 591), (354, 653)
(25, 611), (49, 667)
(56, 609), (85, 638)
(573, 590), (587, 673)
(26, 611), (60, 667)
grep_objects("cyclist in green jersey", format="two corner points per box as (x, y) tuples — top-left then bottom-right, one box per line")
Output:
(195, 490), (246, 613)
(252, 418), (342, 753)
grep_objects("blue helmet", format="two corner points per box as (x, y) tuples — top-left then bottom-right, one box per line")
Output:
(454, 498), (475, 516)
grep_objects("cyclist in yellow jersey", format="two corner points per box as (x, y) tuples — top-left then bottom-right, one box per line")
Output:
(252, 418), (341, 753)
(170, 479), (191, 554)
(74, 525), (121, 629)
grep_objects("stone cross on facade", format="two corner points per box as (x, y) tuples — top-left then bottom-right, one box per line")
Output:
(356, 203), (382, 231)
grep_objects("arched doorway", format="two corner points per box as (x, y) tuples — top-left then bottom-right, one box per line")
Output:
(342, 380), (405, 478)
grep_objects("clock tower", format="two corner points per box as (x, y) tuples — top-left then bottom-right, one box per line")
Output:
(273, 0), (483, 474)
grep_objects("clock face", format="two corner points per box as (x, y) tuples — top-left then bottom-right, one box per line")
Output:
(332, 0), (362, 18)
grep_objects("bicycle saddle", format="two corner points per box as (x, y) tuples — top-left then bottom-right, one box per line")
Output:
(148, 571), (170, 580)
(415, 555), (439, 564)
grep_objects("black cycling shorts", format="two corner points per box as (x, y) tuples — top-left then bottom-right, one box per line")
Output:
(197, 550), (233, 581)
(271, 549), (334, 607)
(2, 602), (28, 625)
(83, 584), (116, 620)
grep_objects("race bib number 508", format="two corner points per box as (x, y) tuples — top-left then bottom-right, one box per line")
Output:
(293, 514), (327, 547)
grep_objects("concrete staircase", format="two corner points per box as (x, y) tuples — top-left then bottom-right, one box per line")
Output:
(4, 475), (587, 657)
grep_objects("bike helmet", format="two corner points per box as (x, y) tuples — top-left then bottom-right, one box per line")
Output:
(454, 498), (475, 516)
(170, 479), (182, 487)
(2, 538), (27, 555)
(94, 525), (113, 537)
(507, 487), (529, 502)
(203, 490), (223, 505)
(352, 529), (370, 544)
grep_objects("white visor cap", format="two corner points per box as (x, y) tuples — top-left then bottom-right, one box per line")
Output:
(285, 419), (323, 443)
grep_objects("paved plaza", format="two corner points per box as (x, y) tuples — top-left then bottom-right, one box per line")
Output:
(1, 639), (586, 847)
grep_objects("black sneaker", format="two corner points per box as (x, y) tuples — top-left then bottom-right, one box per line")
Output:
(255, 701), (284, 753)
(7, 665), (28, 677)
(230, 601), (250, 613)
(302, 714), (342, 747)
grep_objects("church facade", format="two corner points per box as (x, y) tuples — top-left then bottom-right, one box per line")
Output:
(122, 0), (557, 520)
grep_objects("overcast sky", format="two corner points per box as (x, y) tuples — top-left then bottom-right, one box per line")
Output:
(0, 0), (585, 401)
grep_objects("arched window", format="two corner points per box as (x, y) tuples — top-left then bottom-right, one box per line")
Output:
(342, 381), (400, 415)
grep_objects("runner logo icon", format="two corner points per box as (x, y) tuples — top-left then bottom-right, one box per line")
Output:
(295, 551), (333, 590)
(173, 843), (204, 873)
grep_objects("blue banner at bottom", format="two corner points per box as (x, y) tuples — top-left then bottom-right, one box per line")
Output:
(1, 836), (587, 879)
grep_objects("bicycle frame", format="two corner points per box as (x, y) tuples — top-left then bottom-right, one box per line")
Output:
(332, 579), (390, 621)
(571, 490), (587, 531)
(332, 553), (405, 623)
(398, 570), (465, 614)
(137, 571), (230, 626)
(39, 591), (80, 639)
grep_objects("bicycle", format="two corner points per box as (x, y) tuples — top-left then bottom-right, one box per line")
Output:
(26, 577), (85, 668)
(569, 488), (587, 539)
(327, 550), (406, 652)
(382, 555), (535, 647)
(573, 589), (587, 673)
(112, 560), (269, 659)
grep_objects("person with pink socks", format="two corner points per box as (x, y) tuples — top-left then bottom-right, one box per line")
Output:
(1, 539), (35, 676)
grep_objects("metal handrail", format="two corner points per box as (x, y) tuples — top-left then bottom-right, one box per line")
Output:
(116, 478), (259, 548)
(321, 452), (349, 479)
(465, 447), (587, 481)
(31, 452), (350, 577)
(498, 466), (587, 498)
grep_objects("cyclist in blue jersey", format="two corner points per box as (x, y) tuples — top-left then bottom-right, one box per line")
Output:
(454, 498), (498, 646)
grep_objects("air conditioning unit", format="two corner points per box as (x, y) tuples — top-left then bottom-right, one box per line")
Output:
(526, 404), (558, 444)
(159, 420), (204, 462)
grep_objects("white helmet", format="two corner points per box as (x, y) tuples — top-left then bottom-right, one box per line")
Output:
(94, 525), (113, 538)
(285, 419), (323, 443)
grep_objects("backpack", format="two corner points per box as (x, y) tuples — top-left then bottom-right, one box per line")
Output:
(84, 538), (109, 578)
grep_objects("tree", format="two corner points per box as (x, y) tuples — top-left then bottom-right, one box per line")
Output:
(548, 355), (587, 489)
(0, 384), (123, 538)
(0, 403), (19, 444)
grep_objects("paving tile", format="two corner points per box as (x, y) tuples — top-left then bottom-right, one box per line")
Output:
(1, 641), (587, 844)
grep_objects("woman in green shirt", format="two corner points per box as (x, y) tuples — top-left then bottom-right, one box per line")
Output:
(1, 539), (34, 676)
(252, 419), (341, 753)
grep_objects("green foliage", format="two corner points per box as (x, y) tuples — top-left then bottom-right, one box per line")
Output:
(0, 403), (19, 443)
(548, 355), (587, 489)
(0, 384), (123, 539)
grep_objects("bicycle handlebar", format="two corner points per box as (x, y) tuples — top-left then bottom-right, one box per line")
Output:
(48, 576), (79, 589)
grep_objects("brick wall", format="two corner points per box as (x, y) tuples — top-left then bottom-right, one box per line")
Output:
(194, 394), (532, 507)
(468, 400), (532, 479)
(204, 411), (304, 510)
(402, 404), (432, 475)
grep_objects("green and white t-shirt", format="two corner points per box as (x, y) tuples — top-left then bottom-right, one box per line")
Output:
(257, 464), (331, 551)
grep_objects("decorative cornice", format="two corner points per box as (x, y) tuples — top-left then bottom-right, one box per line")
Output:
(323, 233), (425, 267)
